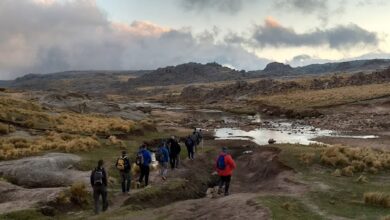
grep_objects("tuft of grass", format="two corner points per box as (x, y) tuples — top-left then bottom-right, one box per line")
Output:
(69, 182), (89, 206)
(0, 209), (51, 220)
(299, 152), (316, 165)
(363, 192), (390, 208)
(355, 175), (369, 184)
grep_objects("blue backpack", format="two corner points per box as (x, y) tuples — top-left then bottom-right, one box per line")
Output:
(217, 155), (226, 170)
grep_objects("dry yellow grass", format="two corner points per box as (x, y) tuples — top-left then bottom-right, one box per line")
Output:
(0, 96), (135, 135)
(355, 175), (368, 183)
(363, 192), (390, 208)
(253, 83), (390, 110)
(0, 132), (101, 160)
(321, 145), (390, 176)
(299, 152), (316, 165)
(0, 122), (10, 134)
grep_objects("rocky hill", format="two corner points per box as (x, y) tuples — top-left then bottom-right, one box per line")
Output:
(126, 62), (244, 87)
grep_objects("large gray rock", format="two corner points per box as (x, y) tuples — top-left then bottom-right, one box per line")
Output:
(0, 180), (64, 213)
(0, 153), (89, 187)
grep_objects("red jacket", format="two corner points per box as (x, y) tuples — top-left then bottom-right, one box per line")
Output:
(215, 152), (236, 176)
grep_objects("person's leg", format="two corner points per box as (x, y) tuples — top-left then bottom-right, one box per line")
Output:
(170, 156), (174, 169)
(190, 148), (194, 159)
(125, 172), (131, 192)
(187, 147), (191, 159)
(102, 186), (108, 211)
(93, 188), (100, 214)
(138, 166), (145, 184)
(120, 172), (125, 193)
(163, 163), (168, 178)
(224, 176), (231, 195)
(218, 176), (225, 194)
(145, 166), (150, 186)
(175, 155), (179, 168)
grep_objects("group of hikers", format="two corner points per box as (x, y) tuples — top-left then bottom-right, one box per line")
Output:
(90, 128), (236, 214)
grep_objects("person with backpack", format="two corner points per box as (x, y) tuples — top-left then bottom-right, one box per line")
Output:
(157, 141), (170, 180)
(190, 131), (199, 153)
(90, 159), (108, 214)
(185, 135), (195, 160)
(136, 144), (152, 187)
(115, 150), (131, 194)
(168, 136), (181, 169)
(215, 147), (236, 196)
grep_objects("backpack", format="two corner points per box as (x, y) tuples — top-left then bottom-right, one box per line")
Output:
(185, 138), (193, 147)
(156, 149), (164, 162)
(116, 158), (125, 170)
(217, 155), (226, 170)
(136, 152), (144, 165)
(94, 169), (104, 185)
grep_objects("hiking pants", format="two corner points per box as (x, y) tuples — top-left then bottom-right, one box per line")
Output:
(187, 146), (194, 159)
(170, 154), (179, 169)
(93, 185), (108, 214)
(138, 165), (150, 186)
(218, 175), (231, 194)
(120, 171), (131, 193)
(160, 162), (168, 178)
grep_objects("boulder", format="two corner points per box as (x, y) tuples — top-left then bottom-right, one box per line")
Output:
(0, 153), (89, 187)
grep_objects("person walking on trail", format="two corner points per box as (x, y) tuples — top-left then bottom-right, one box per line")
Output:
(190, 131), (199, 153)
(168, 136), (181, 169)
(185, 135), (195, 160)
(215, 147), (236, 196)
(90, 159), (108, 214)
(116, 150), (131, 194)
(157, 141), (170, 180)
(136, 144), (152, 187)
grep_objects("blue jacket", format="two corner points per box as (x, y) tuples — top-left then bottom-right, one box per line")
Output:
(159, 146), (170, 163)
(139, 149), (152, 166)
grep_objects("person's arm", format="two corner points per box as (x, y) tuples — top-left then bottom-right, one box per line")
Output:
(178, 143), (181, 153)
(227, 155), (236, 169)
(103, 169), (108, 186)
(90, 170), (95, 186)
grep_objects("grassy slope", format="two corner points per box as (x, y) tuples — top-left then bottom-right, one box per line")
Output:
(258, 144), (390, 220)
(252, 83), (390, 110)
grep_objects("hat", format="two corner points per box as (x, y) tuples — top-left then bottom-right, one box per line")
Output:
(222, 147), (228, 153)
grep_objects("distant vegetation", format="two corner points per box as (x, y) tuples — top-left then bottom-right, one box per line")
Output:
(254, 83), (390, 110)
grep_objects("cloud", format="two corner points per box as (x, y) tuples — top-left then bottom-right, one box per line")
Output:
(250, 17), (379, 49)
(287, 54), (331, 67)
(179, 0), (245, 14)
(0, 0), (269, 79)
(274, 0), (330, 23)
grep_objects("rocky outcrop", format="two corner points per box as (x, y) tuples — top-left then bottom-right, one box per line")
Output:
(0, 180), (64, 213)
(0, 153), (89, 187)
(128, 62), (242, 87)
(263, 62), (294, 75)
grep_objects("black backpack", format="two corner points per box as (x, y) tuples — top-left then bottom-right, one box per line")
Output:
(94, 169), (104, 185)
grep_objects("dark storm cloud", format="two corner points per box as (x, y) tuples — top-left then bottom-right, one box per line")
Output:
(179, 0), (244, 14)
(0, 0), (269, 79)
(251, 18), (379, 49)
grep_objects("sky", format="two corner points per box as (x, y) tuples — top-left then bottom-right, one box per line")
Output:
(1, 0), (390, 80)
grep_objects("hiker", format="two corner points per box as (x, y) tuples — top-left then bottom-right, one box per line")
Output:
(215, 147), (236, 196)
(116, 150), (131, 194)
(90, 159), (108, 214)
(195, 128), (203, 145)
(190, 131), (199, 153)
(157, 141), (170, 180)
(185, 135), (195, 160)
(136, 144), (152, 187)
(168, 136), (181, 169)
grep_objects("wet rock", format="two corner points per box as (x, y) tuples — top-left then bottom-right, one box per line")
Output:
(268, 139), (276, 144)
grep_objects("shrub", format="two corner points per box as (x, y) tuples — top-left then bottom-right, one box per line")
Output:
(341, 166), (354, 177)
(363, 192), (390, 208)
(0, 122), (9, 134)
(299, 152), (316, 165)
(381, 215), (390, 220)
(69, 182), (89, 206)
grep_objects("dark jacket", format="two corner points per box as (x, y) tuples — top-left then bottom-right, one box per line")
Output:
(185, 137), (194, 149)
(158, 146), (170, 163)
(90, 167), (108, 187)
(168, 139), (181, 156)
(116, 156), (131, 173)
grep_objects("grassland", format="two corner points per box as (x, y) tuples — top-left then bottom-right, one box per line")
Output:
(252, 83), (390, 110)
(257, 144), (390, 219)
